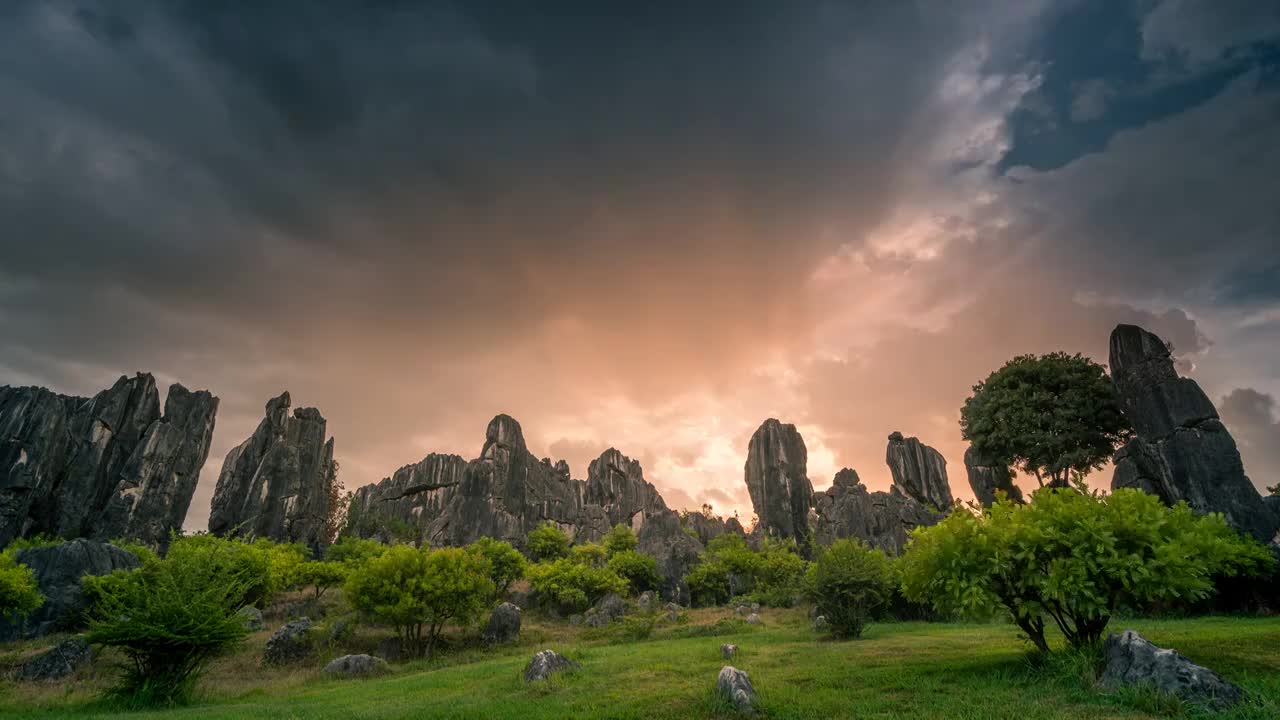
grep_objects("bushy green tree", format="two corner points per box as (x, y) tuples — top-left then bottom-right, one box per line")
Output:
(467, 537), (527, 599)
(569, 542), (608, 568)
(607, 550), (661, 594)
(83, 544), (253, 706)
(0, 550), (43, 620)
(527, 522), (571, 561)
(961, 353), (1132, 488)
(805, 540), (893, 638)
(526, 558), (628, 612)
(326, 535), (389, 566)
(901, 489), (1275, 651)
(252, 539), (309, 593)
(164, 535), (274, 607)
(684, 559), (731, 607)
(602, 524), (638, 557)
(345, 545), (492, 657)
(292, 560), (348, 600)
(754, 541), (809, 606)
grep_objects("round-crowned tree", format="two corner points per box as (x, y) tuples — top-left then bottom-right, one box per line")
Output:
(960, 352), (1132, 489)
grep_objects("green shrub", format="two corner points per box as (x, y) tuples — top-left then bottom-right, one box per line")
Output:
(252, 539), (309, 593)
(684, 559), (731, 607)
(467, 537), (527, 598)
(345, 545), (493, 657)
(901, 488), (1275, 651)
(569, 542), (609, 568)
(83, 544), (253, 706)
(527, 522), (571, 561)
(326, 535), (390, 566)
(4, 534), (61, 552)
(602, 524), (638, 557)
(526, 558), (628, 612)
(753, 543), (808, 606)
(805, 539), (894, 638)
(292, 560), (348, 600)
(0, 549), (43, 620)
(108, 538), (160, 564)
(163, 535), (274, 607)
(607, 550), (660, 594)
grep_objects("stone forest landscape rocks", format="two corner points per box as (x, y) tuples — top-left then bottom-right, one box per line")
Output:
(4, 3), (1280, 718)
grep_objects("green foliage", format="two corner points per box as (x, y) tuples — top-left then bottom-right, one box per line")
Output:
(901, 488), (1276, 651)
(684, 559), (731, 607)
(805, 539), (894, 639)
(607, 550), (661, 594)
(754, 542), (809, 607)
(252, 539), (310, 592)
(0, 549), (43, 620)
(961, 352), (1132, 488)
(109, 538), (161, 565)
(326, 535), (390, 566)
(293, 560), (348, 600)
(3, 534), (61, 552)
(526, 558), (628, 613)
(467, 537), (527, 598)
(345, 545), (493, 657)
(164, 535), (274, 608)
(568, 542), (607, 568)
(602, 524), (638, 557)
(83, 542), (253, 706)
(527, 522), (571, 561)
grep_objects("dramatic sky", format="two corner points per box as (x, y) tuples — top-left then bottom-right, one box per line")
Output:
(2, 0), (1279, 529)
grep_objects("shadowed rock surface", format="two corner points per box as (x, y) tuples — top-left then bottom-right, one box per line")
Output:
(263, 617), (314, 666)
(1100, 630), (1243, 708)
(0, 374), (217, 548)
(322, 654), (389, 677)
(483, 602), (521, 645)
(964, 446), (1023, 507)
(812, 468), (944, 554)
(0, 539), (140, 640)
(886, 431), (953, 510)
(716, 665), (758, 714)
(1109, 325), (1278, 542)
(523, 649), (578, 682)
(744, 419), (814, 545)
(209, 392), (336, 552)
(19, 637), (92, 682)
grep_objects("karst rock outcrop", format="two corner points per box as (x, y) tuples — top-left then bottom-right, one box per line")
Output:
(208, 392), (336, 551)
(811, 467), (945, 554)
(963, 446), (1023, 507)
(744, 419), (814, 544)
(886, 431), (952, 510)
(1108, 325), (1279, 542)
(1, 373), (217, 548)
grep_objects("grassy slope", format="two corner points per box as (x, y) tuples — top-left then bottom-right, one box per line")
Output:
(2, 610), (1278, 720)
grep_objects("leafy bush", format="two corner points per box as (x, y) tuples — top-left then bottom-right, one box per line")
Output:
(753, 543), (809, 607)
(292, 560), (348, 600)
(467, 537), (527, 598)
(569, 542), (609, 568)
(602, 523), (638, 557)
(526, 558), (628, 613)
(0, 549), (43, 620)
(526, 522), (570, 561)
(345, 545), (493, 657)
(252, 539), (309, 593)
(901, 489), (1275, 651)
(164, 535), (274, 607)
(684, 560), (731, 607)
(607, 550), (660, 594)
(83, 544), (253, 706)
(326, 535), (390, 566)
(805, 539), (894, 638)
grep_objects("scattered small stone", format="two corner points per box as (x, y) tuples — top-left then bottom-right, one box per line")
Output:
(1100, 630), (1243, 708)
(813, 615), (829, 633)
(637, 591), (657, 611)
(721, 643), (737, 659)
(20, 637), (92, 682)
(745, 613), (762, 625)
(523, 649), (578, 682)
(716, 665), (758, 715)
(322, 654), (389, 678)
(735, 605), (748, 617)
(484, 602), (522, 645)
(237, 606), (264, 631)
(263, 618), (314, 666)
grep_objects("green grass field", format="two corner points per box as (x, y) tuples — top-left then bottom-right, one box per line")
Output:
(3, 608), (1278, 719)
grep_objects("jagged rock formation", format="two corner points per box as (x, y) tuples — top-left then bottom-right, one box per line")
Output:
(681, 511), (746, 546)
(886, 432), (952, 510)
(812, 468), (944, 554)
(344, 453), (468, 541)
(744, 419), (814, 544)
(0, 373), (217, 548)
(586, 448), (669, 529)
(1109, 325), (1279, 542)
(1100, 630), (1242, 708)
(208, 392), (336, 551)
(0, 539), (140, 640)
(964, 446), (1024, 507)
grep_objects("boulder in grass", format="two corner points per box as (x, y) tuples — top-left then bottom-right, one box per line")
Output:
(484, 602), (521, 645)
(237, 606), (264, 631)
(637, 590), (657, 611)
(745, 613), (762, 625)
(813, 615), (829, 633)
(1100, 630), (1244, 708)
(716, 665), (758, 715)
(721, 643), (738, 659)
(523, 649), (578, 682)
(19, 637), (92, 682)
(322, 654), (389, 678)
(263, 617), (314, 666)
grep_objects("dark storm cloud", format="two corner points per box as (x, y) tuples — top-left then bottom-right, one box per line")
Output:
(1220, 389), (1280, 491)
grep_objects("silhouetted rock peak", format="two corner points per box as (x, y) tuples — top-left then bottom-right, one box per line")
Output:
(963, 446), (1023, 507)
(744, 419), (813, 544)
(885, 432), (952, 510)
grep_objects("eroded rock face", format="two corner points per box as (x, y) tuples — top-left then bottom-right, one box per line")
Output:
(20, 637), (92, 682)
(323, 654), (389, 677)
(209, 392), (336, 551)
(586, 448), (669, 529)
(716, 666), (758, 715)
(1109, 325), (1278, 542)
(812, 468), (944, 555)
(1100, 630), (1243, 708)
(964, 446), (1023, 507)
(886, 432), (952, 510)
(744, 419), (813, 544)
(484, 602), (522, 645)
(345, 453), (468, 543)
(0, 374), (217, 548)
(523, 649), (578, 682)
(0, 539), (140, 640)
(263, 617), (314, 666)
